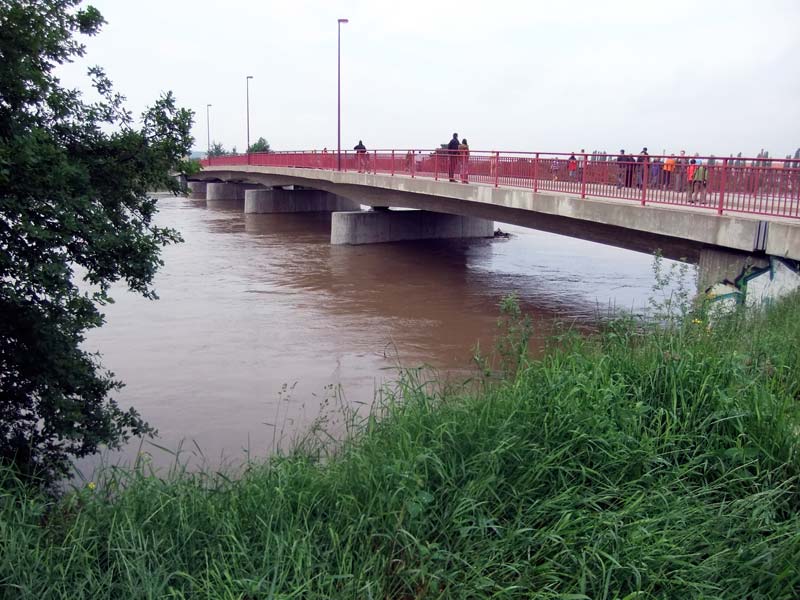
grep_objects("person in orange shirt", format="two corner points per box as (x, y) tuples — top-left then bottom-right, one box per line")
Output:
(663, 155), (676, 189)
(686, 159), (698, 202)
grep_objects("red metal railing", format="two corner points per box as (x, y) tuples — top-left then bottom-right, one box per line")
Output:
(200, 150), (800, 219)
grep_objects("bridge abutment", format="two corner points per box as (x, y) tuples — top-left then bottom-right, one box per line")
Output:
(697, 247), (769, 292)
(331, 210), (494, 245)
(244, 189), (359, 213)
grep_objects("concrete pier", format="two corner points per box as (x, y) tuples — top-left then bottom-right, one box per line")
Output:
(188, 181), (207, 199)
(244, 189), (359, 214)
(331, 210), (494, 245)
(206, 182), (262, 201)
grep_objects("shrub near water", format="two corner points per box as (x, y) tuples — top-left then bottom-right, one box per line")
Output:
(2, 296), (800, 599)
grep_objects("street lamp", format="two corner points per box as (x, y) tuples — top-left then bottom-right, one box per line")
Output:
(206, 103), (212, 159)
(337, 18), (348, 170)
(246, 75), (253, 153)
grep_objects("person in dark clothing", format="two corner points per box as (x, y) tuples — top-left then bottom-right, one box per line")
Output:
(675, 150), (687, 191)
(636, 147), (649, 188)
(447, 133), (460, 182)
(354, 140), (367, 172)
(616, 150), (629, 188)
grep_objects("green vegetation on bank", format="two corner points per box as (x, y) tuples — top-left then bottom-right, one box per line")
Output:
(2, 295), (799, 598)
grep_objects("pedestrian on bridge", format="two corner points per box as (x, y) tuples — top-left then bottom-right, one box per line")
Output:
(650, 155), (662, 187)
(662, 155), (675, 189)
(616, 150), (632, 188)
(688, 159), (708, 203)
(459, 138), (470, 183)
(675, 150), (687, 192)
(636, 148), (649, 188)
(551, 157), (560, 181)
(447, 133), (460, 182)
(354, 140), (367, 172)
(568, 153), (578, 181)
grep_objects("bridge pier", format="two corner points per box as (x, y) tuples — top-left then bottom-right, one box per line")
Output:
(244, 188), (359, 213)
(188, 181), (207, 199)
(331, 210), (494, 245)
(206, 182), (262, 201)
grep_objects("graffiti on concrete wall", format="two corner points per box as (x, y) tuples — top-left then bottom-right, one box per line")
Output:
(706, 257), (800, 312)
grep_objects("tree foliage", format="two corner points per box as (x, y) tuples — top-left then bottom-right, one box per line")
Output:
(207, 141), (227, 157)
(0, 0), (194, 483)
(247, 137), (270, 153)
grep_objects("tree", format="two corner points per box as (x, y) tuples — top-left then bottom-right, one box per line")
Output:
(247, 137), (270, 153)
(207, 141), (227, 157)
(0, 0), (194, 483)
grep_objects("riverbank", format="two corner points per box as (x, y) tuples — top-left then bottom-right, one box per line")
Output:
(2, 295), (799, 598)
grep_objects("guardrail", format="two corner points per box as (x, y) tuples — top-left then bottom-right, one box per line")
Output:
(201, 150), (800, 219)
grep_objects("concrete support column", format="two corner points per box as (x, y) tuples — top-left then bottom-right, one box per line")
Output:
(697, 247), (769, 292)
(245, 189), (360, 214)
(331, 210), (494, 245)
(187, 181), (207, 200)
(206, 182), (261, 201)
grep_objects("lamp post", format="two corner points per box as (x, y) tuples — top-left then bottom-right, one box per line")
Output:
(337, 18), (348, 170)
(206, 103), (212, 158)
(246, 75), (253, 153)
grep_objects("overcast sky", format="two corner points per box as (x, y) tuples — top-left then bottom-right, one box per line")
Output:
(58, 0), (800, 157)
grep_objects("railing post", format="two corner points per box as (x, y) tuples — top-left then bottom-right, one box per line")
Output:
(391, 150), (394, 176)
(580, 153), (588, 198)
(717, 158), (728, 215)
(411, 151), (416, 178)
(494, 151), (500, 188)
(533, 153), (538, 193)
(641, 157), (648, 206)
(434, 152), (439, 181)
(373, 149), (377, 174)
(247, 152), (251, 166)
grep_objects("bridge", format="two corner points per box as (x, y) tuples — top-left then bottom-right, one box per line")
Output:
(191, 149), (800, 292)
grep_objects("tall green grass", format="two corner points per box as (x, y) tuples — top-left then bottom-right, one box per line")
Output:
(2, 295), (799, 599)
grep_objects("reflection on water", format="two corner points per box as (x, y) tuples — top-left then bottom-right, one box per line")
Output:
(79, 197), (678, 472)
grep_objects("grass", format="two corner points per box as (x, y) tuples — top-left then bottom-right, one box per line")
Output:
(1, 294), (799, 599)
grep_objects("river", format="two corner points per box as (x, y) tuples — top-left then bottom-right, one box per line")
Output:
(78, 196), (682, 474)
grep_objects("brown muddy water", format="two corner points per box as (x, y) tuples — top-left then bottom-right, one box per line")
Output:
(77, 196), (682, 474)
